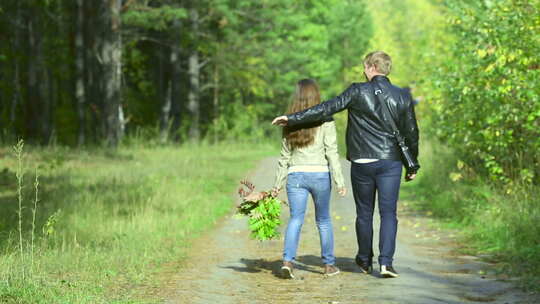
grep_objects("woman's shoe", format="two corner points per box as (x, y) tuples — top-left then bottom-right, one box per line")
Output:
(281, 261), (295, 279)
(324, 264), (340, 277)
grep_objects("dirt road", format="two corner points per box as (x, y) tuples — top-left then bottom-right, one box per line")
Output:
(159, 158), (538, 304)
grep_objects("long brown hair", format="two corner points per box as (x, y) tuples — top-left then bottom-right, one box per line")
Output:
(284, 79), (323, 149)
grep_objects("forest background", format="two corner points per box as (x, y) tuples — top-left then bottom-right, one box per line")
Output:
(0, 0), (538, 302)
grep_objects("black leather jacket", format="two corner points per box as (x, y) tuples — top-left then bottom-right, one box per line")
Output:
(287, 75), (419, 167)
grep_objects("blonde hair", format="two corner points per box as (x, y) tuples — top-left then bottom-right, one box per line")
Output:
(284, 79), (322, 149)
(364, 51), (392, 75)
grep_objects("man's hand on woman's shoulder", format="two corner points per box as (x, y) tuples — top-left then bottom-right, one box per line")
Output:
(272, 116), (288, 126)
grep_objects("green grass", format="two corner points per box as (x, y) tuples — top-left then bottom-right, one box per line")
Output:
(401, 138), (540, 292)
(0, 142), (276, 303)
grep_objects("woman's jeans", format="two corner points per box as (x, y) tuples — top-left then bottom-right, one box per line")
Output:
(283, 172), (335, 265)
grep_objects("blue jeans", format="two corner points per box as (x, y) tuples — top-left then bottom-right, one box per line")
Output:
(283, 172), (335, 265)
(351, 160), (402, 266)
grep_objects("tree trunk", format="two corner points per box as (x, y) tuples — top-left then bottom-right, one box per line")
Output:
(160, 79), (172, 143)
(49, 69), (58, 145)
(40, 68), (53, 145)
(76, 0), (86, 146)
(0, 65), (3, 141)
(187, 8), (200, 141)
(10, 61), (21, 138)
(118, 104), (126, 138)
(8, 0), (22, 139)
(101, 0), (122, 147)
(159, 45), (171, 143)
(26, 16), (42, 142)
(170, 19), (182, 142)
(26, 8), (53, 145)
(84, 0), (101, 143)
(213, 63), (220, 143)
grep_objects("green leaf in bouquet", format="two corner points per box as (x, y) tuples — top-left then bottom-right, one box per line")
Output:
(237, 181), (285, 241)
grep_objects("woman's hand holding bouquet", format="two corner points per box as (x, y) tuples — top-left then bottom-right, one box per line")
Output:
(237, 180), (285, 241)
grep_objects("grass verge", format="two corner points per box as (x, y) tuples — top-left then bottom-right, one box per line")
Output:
(400, 138), (540, 292)
(0, 142), (276, 303)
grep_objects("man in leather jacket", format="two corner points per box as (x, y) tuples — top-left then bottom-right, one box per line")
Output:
(272, 51), (419, 278)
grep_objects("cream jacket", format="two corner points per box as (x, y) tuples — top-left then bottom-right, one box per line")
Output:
(273, 121), (345, 190)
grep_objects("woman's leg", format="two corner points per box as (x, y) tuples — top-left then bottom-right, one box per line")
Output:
(308, 172), (334, 265)
(283, 173), (309, 262)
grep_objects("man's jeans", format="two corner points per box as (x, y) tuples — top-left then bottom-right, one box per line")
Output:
(351, 160), (402, 266)
(283, 172), (335, 265)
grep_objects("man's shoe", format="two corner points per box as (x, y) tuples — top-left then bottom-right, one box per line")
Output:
(380, 265), (399, 278)
(281, 261), (295, 279)
(324, 264), (340, 277)
(355, 256), (373, 274)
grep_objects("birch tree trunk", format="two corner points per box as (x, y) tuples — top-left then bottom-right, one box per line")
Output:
(0, 65), (2, 139)
(187, 8), (200, 141)
(40, 68), (53, 145)
(10, 56), (21, 139)
(170, 19), (183, 142)
(76, 0), (86, 146)
(9, 2), (22, 138)
(85, 0), (102, 143)
(101, 0), (122, 147)
(213, 63), (219, 143)
(159, 45), (171, 143)
(160, 81), (172, 143)
(26, 15), (42, 142)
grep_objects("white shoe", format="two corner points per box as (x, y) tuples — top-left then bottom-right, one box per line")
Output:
(380, 265), (399, 278)
(281, 262), (295, 279)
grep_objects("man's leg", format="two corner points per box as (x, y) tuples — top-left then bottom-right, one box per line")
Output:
(351, 162), (377, 266)
(376, 160), (402, 267)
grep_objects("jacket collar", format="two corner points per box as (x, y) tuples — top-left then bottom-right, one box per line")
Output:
(371, 75), (391, 83)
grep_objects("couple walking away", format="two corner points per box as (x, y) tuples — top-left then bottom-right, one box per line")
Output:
(271, 51), (420, 279)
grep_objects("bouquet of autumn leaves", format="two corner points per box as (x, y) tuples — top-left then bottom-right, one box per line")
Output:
(237, 180), (286, 241)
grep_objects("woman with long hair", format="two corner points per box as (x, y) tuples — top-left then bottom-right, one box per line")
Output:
(273, 79), (346, 279)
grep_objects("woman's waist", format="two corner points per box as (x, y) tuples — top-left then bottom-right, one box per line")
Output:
(287, 165), (329, 174)
(288, 152), (329, 165)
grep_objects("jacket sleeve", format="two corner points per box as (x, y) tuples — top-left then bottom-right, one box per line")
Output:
(401, 91), (419, 160)
(323, 121), (345, 189)
(273, 137), (292, 190)
(287, 84), (356, 127)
